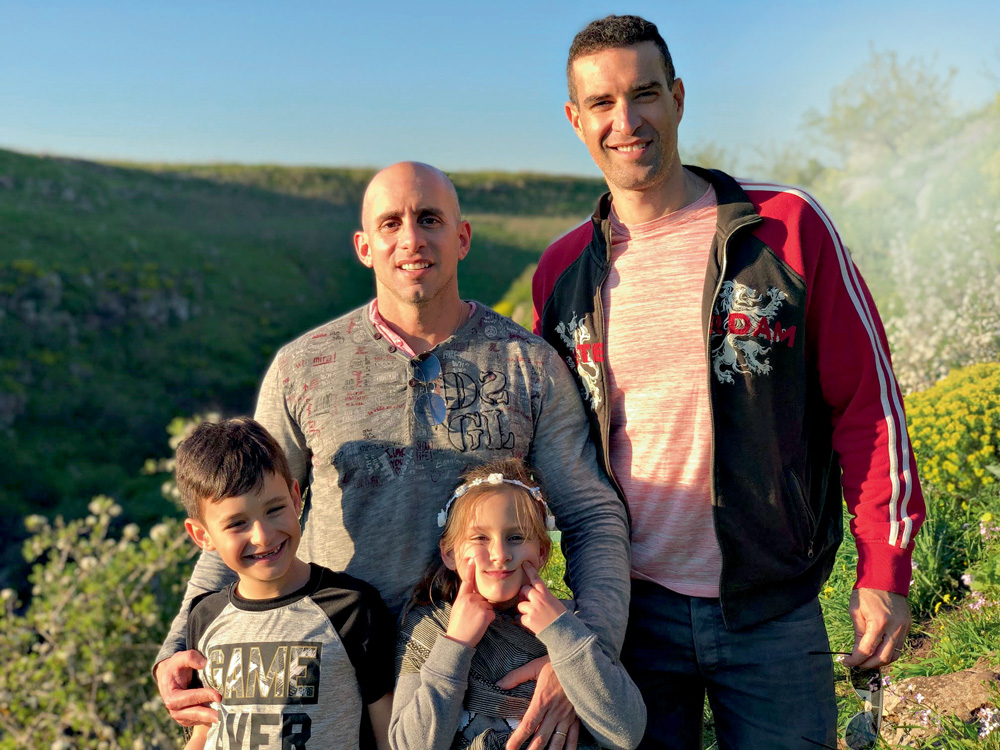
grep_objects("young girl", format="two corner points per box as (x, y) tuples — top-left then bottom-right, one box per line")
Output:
(389, 458), (645, 750)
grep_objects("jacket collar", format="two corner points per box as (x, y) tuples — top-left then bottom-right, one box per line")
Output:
(686, 165), (763, 242)
(590, 166), (763, 240)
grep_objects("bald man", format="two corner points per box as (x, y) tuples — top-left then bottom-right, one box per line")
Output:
(154, 163), (631, 750)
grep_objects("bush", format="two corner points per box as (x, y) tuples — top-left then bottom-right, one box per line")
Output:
(0, 499), (195, 750)
(966, 509), (1000, 601)
(905, 362), (1000, 496)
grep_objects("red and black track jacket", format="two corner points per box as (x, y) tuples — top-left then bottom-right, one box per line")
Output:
(532, 166), (925, 630)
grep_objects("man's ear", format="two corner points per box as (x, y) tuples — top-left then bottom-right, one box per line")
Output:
(671, 77), (686, 124)
(353, 231), (373, 268)
(185, 517), (216, 552)
(457, 220), (472, 261)
(565, 101), (586, 144)
(440, 540), (457, 571)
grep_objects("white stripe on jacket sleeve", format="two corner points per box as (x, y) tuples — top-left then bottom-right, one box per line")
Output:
(739, 180), (915, 548)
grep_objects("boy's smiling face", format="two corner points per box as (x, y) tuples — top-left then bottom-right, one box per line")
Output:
(185, 471), (306, 599)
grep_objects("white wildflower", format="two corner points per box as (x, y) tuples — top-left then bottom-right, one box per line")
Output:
(977, 706), (998, 739)
(150, 523), (171, 543)
(24, 514), (48, 533)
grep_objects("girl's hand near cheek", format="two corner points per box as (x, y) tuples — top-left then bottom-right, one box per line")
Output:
(445, 557), (495, 648)
(516, 560), (567, 635)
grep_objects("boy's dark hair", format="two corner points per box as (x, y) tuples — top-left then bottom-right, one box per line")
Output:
(175, 417), (294, 520)
(567, 15), (675, 103)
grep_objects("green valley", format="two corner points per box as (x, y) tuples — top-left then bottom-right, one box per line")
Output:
(0, 148), (603, 578)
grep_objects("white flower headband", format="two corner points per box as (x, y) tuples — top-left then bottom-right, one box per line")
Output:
(437, 472), (556, 531)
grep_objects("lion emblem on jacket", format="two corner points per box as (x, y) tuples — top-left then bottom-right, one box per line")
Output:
(711, 281), (787, 384)
(555, 314), (602, 410)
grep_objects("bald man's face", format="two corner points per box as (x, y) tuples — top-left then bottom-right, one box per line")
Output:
(354, 165), (471, 314)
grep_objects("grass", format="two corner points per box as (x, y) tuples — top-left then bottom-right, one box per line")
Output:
(899, 601), (1000, 678)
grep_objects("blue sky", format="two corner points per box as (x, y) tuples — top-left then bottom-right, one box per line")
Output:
(1, 0), (997, 176)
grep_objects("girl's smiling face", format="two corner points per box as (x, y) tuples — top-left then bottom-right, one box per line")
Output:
(442, 486), (549, 608)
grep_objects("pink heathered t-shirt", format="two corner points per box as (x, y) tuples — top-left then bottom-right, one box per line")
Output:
(603, 186), (722, 597)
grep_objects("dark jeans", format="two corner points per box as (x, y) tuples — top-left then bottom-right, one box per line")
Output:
(621, 580), (837, 750)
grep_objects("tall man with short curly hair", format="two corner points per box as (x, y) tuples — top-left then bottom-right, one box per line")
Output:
(534, 15), (926, 748)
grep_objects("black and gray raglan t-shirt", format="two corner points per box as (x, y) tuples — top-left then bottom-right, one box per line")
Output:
(187, 563), (394, 750)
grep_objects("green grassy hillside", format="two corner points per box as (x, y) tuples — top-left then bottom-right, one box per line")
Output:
(0, 148), (603, 580)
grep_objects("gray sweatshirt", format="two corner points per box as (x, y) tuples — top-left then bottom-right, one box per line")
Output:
(157, 303), (630, 666)
(391, 601), (646, 750)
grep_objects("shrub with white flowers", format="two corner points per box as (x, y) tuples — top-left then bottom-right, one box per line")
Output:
(0, 500), (195, 750)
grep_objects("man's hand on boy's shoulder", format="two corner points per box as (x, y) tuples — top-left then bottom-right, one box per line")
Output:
(155, 650), (221, 726)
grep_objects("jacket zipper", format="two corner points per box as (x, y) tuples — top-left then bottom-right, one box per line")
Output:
(786, 469), (817, 558)
(594, 218), (631, 527)
(706, 216), (762, 624)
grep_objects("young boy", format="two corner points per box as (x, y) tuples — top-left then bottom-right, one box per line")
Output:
(176, 417), (394, 750)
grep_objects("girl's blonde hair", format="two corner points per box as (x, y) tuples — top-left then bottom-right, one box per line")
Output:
(406, 457), (551, 613)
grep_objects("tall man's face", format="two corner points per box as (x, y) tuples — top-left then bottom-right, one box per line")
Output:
(566, 42), (685, 197)
(354, 162), (471, 315)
